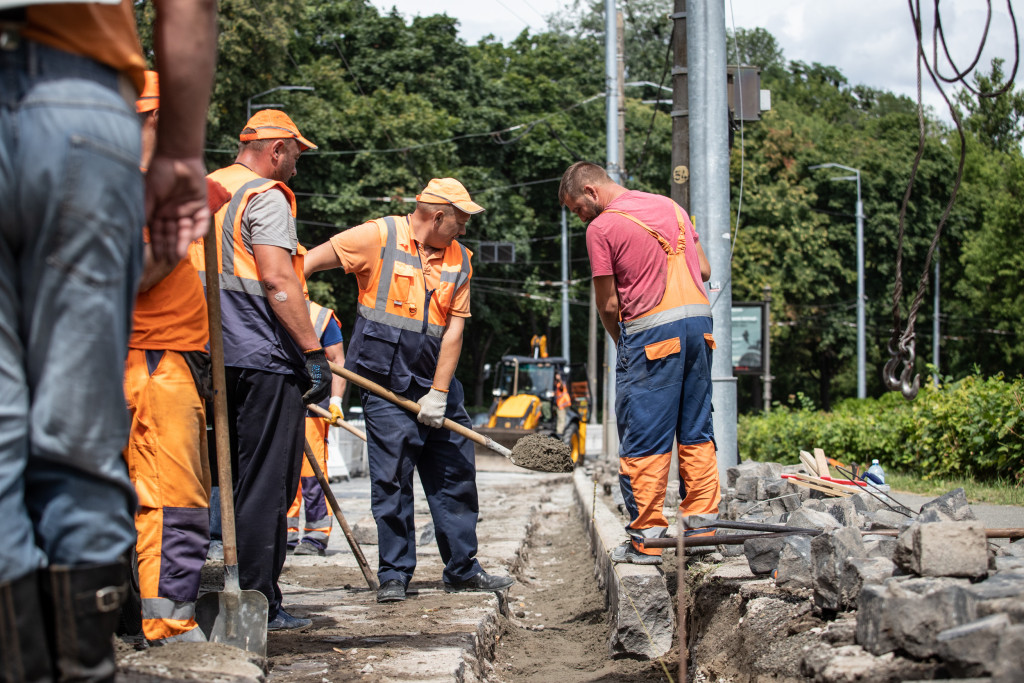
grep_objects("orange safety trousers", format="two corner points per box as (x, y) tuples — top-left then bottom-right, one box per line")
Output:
(123, 349), (211, 643)
(606, 205), (720, 556)
(287, 417), (333, 550)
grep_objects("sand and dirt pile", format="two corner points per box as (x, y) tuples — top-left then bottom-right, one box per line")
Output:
(509, 434), (573, 472)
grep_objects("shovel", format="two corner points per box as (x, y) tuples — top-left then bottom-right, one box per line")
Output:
(300, 437), (378, 592)
(194, 224), (269, 656)
(326, 361), (573, 473)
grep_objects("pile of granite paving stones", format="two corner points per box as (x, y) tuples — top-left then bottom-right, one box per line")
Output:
(717, 459), (1024, 681)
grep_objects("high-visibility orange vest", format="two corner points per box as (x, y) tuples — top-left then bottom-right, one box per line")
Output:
(345, 215), (471, 394)
(603, 204), (712, 336)
(308, 300), (336, 340)
(555, 380), (571, 410)
(190, 163), (306, 373)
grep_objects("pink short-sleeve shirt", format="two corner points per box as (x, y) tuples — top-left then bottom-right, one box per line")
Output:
(585, 190), (703, 321)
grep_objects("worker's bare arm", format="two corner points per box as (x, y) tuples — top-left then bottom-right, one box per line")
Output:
(253, 244), (321, 351)
(593, 275), (621, 344)
(431, 315), (465, 393)
(146, 0), (217, 261)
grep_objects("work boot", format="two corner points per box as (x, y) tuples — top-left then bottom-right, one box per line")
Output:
(293, 541), (325, 557)
(267, 608), (311, 631)
(39, 560), (128, 683)
(0, 570), (54, 683)
(376, 579), (406, 603)
(443, 571), (514, 593)
(609, 541), (662, 565)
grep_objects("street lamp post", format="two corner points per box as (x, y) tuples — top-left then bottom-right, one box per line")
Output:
(246, 85), (315, 120)
(810, 162), (865, 399)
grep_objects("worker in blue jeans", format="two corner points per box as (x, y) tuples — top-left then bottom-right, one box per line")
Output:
(0, 2), (215, 678)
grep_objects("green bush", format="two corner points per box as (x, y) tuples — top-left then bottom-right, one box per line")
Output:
(738, 374), (1024, 484)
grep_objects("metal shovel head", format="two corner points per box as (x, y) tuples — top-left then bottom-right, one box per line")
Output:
(195, 567), (268, 657)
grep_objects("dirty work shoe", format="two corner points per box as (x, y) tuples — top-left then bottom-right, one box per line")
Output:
(443, 571), (514, 593)
(294, 542), (326, 557)
(377, 579), (407, 603)
(610, 541), (663, 565)
(267, 608), (311, 631)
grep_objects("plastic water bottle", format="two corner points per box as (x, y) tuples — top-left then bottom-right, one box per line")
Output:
(865, 459), (886, 485)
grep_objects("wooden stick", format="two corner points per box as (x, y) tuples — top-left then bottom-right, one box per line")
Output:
(786, 477), (852, 498)
(302, 439), (378, 592)
(813, 448), (830, 479)
(785, 472), (860, 494)
(306, 403), (368, 441)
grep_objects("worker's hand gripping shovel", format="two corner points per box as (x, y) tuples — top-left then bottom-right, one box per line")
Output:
(194, 220), (269, 657)
(326, 362), (573, 473)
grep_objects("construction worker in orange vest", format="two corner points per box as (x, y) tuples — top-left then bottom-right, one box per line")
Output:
(554, 371), (572, 436)
(0, 1), (215, 678)
(287, 300), (346, 556)
(559, 161), (720, 565)
(191, 109), (330, 631)
(122, 71), (230, 646)
(304, 178), (514, 604)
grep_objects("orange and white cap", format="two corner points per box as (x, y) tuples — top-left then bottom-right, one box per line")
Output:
(239, 109), (317, 151)
(415, 178), (484, 215)
(135, 70), (159, 114)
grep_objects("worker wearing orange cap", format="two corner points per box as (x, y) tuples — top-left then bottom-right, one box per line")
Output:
(0, 1), (215, 678)
(304, 178), (514, 604)
(190, 109), (328, 631)
(121, 71), (228, 645)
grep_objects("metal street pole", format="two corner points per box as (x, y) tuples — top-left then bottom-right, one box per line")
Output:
(810, 162), (865, 399)
(561, 207), (570, 363)
(689, 0), (736, 477)
(763, 285), (772, 413)
(246, 85), (315, 120)
(603, 0), (621, 462)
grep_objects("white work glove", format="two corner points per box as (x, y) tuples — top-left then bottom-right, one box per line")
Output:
(416, 387), (449, 428)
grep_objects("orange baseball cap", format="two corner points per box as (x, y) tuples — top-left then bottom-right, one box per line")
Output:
(135, 70), (159, 114)
(415, 178), (484, 215)
(239, 109), (317, 151)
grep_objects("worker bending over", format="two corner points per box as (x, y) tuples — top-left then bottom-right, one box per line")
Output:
(304, 178), (514, 603)
(559, 161), (720, 564)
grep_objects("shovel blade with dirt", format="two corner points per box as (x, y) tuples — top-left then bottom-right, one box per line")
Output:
(195, 225), (269, 656)
(327, 361), (573, 473)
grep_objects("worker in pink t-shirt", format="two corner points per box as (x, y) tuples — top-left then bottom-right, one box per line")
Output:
(559, 161), (721, 565)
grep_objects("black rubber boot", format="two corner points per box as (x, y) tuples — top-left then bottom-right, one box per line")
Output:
(0, 570), (54, 683)
(40, 561), (128, 683)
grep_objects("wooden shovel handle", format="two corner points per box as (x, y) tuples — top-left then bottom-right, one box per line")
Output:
(327, 361), (510, 457)
(203, 230), (240, 572)
(302, 440), (378, 592)
(306, 403), (367, 442)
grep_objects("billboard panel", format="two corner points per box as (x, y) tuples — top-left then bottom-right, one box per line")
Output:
(732, 303), (764, 374)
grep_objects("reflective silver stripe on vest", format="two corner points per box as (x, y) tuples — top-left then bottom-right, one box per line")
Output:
(141, 597), (196, 621)
(313, 306), (330, 335)
(622, 303), (713, 334)
(220, 178), (271, 277)
(219, 272), (265, 296)
(356, 303), (446, 337)
(360, 216), (448, 338)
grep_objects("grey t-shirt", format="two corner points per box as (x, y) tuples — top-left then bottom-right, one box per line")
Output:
(241, 189), (297, 254)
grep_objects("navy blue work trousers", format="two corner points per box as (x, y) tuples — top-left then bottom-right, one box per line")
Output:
(362, 380), (482, 586)
(225, 367), (305, 620)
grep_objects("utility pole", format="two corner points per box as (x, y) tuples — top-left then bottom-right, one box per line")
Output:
(670, 0), (689, 210)
(763, 285), (772, 413)
(561, 208), (570, 364)
(688, 0), (737, 476)
(603, 0), (621, 461)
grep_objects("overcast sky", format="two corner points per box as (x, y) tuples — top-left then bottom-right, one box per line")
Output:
(370, 0), (1022, 121)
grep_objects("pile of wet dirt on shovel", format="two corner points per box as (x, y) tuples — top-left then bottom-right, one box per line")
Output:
(510, 434), (574, 472)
